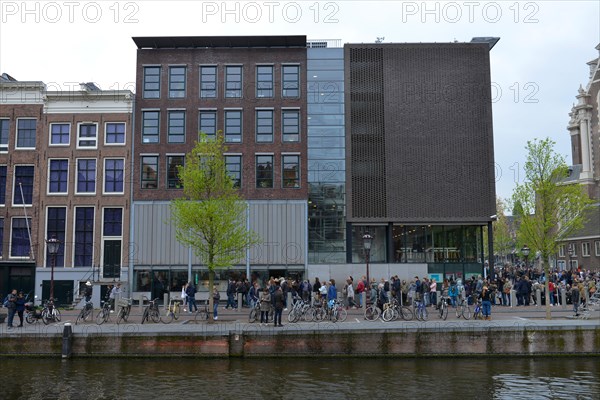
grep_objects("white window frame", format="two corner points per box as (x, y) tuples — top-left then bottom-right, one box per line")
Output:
(76, 122), (98, 149)
(15, 118), (37, 150)
(49, 122), (71, 147)
(0, 118), (10, 152)
(75, 158), (97, 195)
(104, 122), (127, 146)
(103, 158), (125, 195)
(9, 216), (32, 260)
(581, 242), (590, 257)
(47, 158), (69, 195)
(558, 245), (565, 257)
(595, 240), (600, 257)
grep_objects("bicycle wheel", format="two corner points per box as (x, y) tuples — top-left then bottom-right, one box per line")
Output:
(462, 305), (472, 320)
(440, 303), (448, 320)
(287, 309), (297, 323)
(76, 309), (86, 325)
(364, 306), (381, 321)
(456, 303), (463, 318)
(150, 308), (161, 323)
(141, 307), (149, 324)
(194, 309), (208, 323)
(249, 308), (257, 323)
(173, 303), (180, 320)
(400, 306), (413, 321)
(303, 307), (315, 322)
(123, 306), (131, 322)
(331, 308), (338, 322)
(314, 307), (326, 321)
(96, 309), (107, 325)
(42, 308), (52, 325)
(26, 311), (35, 324)
(336, 307), (347, 322)
(382, 307), (394, 322)
(53, 308), (61, 322)
(161, 310), (174, 324)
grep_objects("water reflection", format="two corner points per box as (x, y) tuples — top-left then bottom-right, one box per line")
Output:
(1, 358), (597, 400)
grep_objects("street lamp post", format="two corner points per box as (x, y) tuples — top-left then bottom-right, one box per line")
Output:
(521, 245), (530, 269)
(362, 233), (373, 299)
(46, 235), (61, 304)
(567, 244), (574, 271)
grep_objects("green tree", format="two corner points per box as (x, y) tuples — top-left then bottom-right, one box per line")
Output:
(170, 134), (259, 319)
(511, 138), (591, 319)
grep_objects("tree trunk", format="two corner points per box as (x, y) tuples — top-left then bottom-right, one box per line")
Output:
(208, 269), (215, 321)
(543, 256), (552, 320)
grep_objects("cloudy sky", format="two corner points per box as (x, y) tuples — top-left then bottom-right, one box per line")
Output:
(1, 0), (598, 207)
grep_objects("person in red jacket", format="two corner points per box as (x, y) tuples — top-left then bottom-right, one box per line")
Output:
(356, 276), (366, 308)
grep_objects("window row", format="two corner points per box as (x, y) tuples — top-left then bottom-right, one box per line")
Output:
(558, 242), (600, 257)
(0, 119), (126, 151)
(0, 207), (122, 265)
(141, 154), (300, 190)
(142, 109), (300, 144)
(0, 160), (125, 205)
(143, 64), (300, 99)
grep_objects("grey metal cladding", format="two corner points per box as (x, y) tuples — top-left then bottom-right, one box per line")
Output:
(346, 43), (496, 223)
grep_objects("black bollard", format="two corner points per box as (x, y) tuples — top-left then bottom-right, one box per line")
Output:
(62, 323), (73, 359)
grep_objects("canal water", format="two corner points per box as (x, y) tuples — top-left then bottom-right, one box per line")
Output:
(1, 358), (598, 399)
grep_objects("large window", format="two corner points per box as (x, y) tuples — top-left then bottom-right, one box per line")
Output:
(224, 110), (242, 143)
(199, 111), (217, 139)
(282, 155), (300, 188)
(76, 159), (96, 194)
(74, 207), (94, 267)
(256, 155), (273, 188)
(104, 159), (124, 194)
(168, 110), (186, 143)
(256, 65), (273, 98)
(0, 165), (6, 205)
(169, 66), (186, 98)
(77, 123), (97, 148)
(167, 155), (184, 189)
(225, 66), (242, 98)
(595, 241), (600, 257)
(16, 119), (36, 149)
(0, 119), (8, 151)
(10, 217), (32, 258)
(105, 122), (125, 145)
(225, 155), (241, 188)
(282, 109), (300, 142)
(141, 156), (158, 189)
(143, 66), (161, 99)
(48, 159), (69, 194)
(582, 242), (590, 257)
(50, 123), (70, 146)
(142, 111), (160, 144)
(282, 65), (300, 98)
(256, 110), (273, 142)
(46, 207), (66, 267)
(103, 208), (123, 236)
(200, 66), (217, 98)
(13, 165), (34, 205)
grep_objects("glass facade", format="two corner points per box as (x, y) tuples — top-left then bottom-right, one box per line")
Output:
(307, 48), (346, 264)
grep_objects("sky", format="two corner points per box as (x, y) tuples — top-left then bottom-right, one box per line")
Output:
(1, 0), (599, 209)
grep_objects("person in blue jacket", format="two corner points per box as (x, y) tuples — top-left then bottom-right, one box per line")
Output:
(327, 279), (337, 308)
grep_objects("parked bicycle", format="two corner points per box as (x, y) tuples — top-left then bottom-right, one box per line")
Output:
(472, 297), (483, 320)
(141, 298), (161, 324)
(76, 300), (94, 325)
(248, 299), (274, 323)
(287, 298), (314, 323)
(193, 300), (210, 323)
(456, 297), (472, 320)
(315, 299), (347, 322)
(96, 300), (112, 325)
(25, 296), (44, 324)
(382, 298), (414, 322)
(42, 299), (61, 325)
(161, 298), (181, 324)
(436, 296), (449, 320)
(116, 298), (132, 324)
(364, 302), (382, 321)
(413, 299), (428, 321)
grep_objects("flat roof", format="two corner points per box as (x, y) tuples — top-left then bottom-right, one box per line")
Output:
(132, 36), (307, 49)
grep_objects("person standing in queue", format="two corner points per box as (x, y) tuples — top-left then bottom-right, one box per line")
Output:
(212, 285), (220, 320)
(273, 285), (284, 327)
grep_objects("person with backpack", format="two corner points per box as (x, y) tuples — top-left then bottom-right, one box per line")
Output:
(185, 281), (198, 313)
